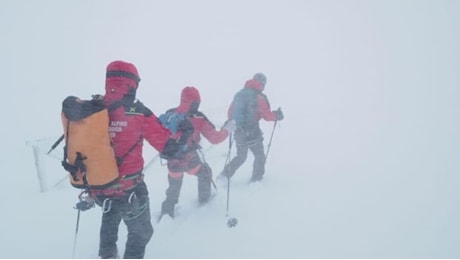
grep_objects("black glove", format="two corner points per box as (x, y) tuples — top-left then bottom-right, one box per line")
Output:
(75, 193), (95, 211)
(75, 200), (95, 211)
(91, 94), (104, 100)
(274, 108), (284, 121)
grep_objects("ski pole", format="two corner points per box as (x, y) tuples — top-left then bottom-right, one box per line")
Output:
(265, 120), (278, 161)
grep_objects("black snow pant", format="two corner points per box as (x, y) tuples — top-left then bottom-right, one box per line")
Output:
(222, 126), (266, 181)
(97, 181), (153, 259)
(162, 151), (212, 217)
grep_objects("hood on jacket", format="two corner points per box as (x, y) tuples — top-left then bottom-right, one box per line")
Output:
(176, 86), (201, 113)
(104, 60), (141, 105)
(244, 79), (264, 92)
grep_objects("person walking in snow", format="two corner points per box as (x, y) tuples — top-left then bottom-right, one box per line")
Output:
(160, 86), (235, 219)
(219, 73), (284, 183)
(89, 60), (185, 258)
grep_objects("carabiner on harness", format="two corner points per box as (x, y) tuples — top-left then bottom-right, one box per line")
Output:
(128, 192), (137, 204)
(102, 198), (112, 213)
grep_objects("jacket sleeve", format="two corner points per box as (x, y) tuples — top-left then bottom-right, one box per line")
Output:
(142, 111), (173, 152)
(196, 113), (229, 144)
(257, 94), (277, 121)
(227, 102), (233, 120)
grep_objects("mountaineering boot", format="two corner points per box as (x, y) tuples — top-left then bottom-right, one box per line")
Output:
(160, 200), (175, 219)
(160, 175), (183, 219)
(98, 246), (119, 259)
(98, 252), (119, 259)
(249, 174), (263, 183)
(196, 165), (212, 205)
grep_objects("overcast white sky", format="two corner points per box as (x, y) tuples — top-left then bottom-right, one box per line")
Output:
(1, 0), (459, 258)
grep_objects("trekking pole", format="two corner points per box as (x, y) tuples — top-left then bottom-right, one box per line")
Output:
(72, 191), (95, 258)
(210, 177), (217, 191)
(218, 134), (238, 228)
(47, 134), (64, 155)
(143, 153), (160, 172)
(72, 209), (81, 258)
(223, 134), (233, 172)
(226, 175), (231, 217)
(223, 134), (239, 227)
(224, 134), (233, 217)
(265, 120), (278, 161)
(197, 148), (217, 191)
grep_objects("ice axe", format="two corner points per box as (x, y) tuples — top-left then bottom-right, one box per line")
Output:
(47, 134), (64, 155)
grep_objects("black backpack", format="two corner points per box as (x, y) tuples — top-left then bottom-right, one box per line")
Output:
(158, 109), (194, 160)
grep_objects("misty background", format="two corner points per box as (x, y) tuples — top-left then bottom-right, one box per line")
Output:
(1, 0), (459, 258)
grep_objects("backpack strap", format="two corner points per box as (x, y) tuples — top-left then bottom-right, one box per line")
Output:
(107, 100), (123, 112)
(115, 135), (143, 167)
(103, 98), (145, 167)
(61, 119), (89, 187)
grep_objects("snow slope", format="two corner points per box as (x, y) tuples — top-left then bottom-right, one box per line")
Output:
(1, 0), (459, 258)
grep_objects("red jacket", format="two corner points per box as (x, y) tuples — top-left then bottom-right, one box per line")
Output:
(102, 61), (172, 176)
(91, 60), (174, 197)
(105, 99), (171, 176)
(175, 86), (229, 147)
(228, 79), (278, 122)
(188, 112), (229, 145)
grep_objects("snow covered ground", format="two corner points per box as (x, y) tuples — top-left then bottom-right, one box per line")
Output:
(1, 0), (460, 258)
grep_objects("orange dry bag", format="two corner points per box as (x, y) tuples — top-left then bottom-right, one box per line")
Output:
(61, 96), (119, 189)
